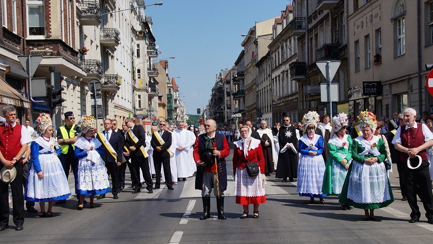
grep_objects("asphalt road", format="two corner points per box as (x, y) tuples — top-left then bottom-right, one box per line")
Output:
(2, 152), (433, 243)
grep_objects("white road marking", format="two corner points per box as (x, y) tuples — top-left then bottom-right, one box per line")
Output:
(135, 186), (165, 199)
(381, 207), (407, 219)
(179, 200), (196, 225)
(179, 177), (200, 198)
(169, 231), (183, 244)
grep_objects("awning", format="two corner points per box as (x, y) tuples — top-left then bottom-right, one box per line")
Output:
(0, 76), (31, 109)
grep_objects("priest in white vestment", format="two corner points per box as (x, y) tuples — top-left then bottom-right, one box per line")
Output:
(173, 122), (197, 180)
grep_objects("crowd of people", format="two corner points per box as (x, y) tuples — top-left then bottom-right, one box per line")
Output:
(1, 104), (433, 232)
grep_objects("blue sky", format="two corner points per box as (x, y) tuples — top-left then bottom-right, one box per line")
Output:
(148, 0), (291, 114)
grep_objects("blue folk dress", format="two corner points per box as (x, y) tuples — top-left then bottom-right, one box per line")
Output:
(296, 134), (326, 197)
(26, 136), (71, 202)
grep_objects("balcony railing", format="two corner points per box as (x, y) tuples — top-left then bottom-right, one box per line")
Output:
(100, 28), (120, 47)
(26, 39), (79, 66)
(317, 0), (339, 11)
(316, 43), (339, 61)
(289, 62), (307, 81)
(1, 27), (22, 54)
(148, 67), (159, 77)
(232, 90), (245, 98)
(289, 17), (306, 36)
(82, 59), (103, 80)
(102, 74), (120, 91)
(148, 84), (158, 97)
(77, 1), (101, 26)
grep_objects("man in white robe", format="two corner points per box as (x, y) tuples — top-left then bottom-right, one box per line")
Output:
(173, 122), (196, 180)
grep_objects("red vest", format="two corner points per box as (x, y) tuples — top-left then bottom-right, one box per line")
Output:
(400, 123), (427, 161)
(0, 124), (23, 161)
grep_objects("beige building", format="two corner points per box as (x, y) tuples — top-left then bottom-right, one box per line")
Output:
(155, 60), (169, 121)
(241, 17), (275, 123)
(348, 0), (432, 117)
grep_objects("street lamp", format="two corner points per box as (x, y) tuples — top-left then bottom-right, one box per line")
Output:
(240, 34), (273, 40)
(100, 1), (163, 16)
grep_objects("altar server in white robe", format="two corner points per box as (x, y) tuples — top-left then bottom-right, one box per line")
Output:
(174, 122), (197, 180)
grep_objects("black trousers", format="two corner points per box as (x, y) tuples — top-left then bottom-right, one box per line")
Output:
(131, 156), (153, 189)
(0, 163), (24, 227)
(59, 152), (78, 195)
(106, 161), (120, 195)
(154, 155), (172, 187)
(394, 153), (407, 197)
(22, 162), (34, 208)
(406, 162), (433, 219)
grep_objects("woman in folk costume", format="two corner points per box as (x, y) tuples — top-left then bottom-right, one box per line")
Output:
(339, 111), (394, 220)
(26, 113), (71, 217)
(297, 111), (326, 204)
(322, 113), (353, 210)
(74, 116), (110, 210)
(233, 126), (266, 219)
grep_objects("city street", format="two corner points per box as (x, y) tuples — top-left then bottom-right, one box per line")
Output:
(2, 152), (433, 243)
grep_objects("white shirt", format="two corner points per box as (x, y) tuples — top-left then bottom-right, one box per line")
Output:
(103, 129), (112, 141)
(392, 123), (433, 144)
(4, 122), (32, 145)
(25, 125), (36, 139)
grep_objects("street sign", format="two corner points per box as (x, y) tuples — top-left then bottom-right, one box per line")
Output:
(363, 81), (382, 96)
(31, 78), (47, 97)
(316, 60), (341, 82)
(427, 69), (433, 96)
(18, 55), (42, 77)
(320, 83), (339, 102)
(88, 79), (102, 92)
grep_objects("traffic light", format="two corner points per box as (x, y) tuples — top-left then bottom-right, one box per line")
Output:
(50, 72), (65, 107)
(197, 108), (201, 114)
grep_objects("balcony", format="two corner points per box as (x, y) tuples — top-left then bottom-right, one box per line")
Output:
(316, 43), (339, 61)
(232, 90), (245, 99)
(317, 0), (339, 11)
(147, 44), (158, 57)
(148, 83), (158, 98)
(102, 74), (120, 92)
(289, 62), (307, 81)
(100, 28), (120, 47)
(1, 27), (22, 54)
(77, 1), (101, 26)
(289, 17), (306, 36)
(104, 0), (116, 11)
(148, 67), (159, 77)
(82, 59), (103, 81)
(226, 91), (231, 96)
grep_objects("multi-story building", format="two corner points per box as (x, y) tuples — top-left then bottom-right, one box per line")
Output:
(155, 60), (169, 122)
(233, 51), (246, 118)
(348, 0), (432, 117)
(269, 5), (301, 123)
(292, 0), (349, 119)
(256, 52), (272, 125)
(208, 75), (225, 126)
(241, 18), (274, 123)
(222, 67), (237, 128)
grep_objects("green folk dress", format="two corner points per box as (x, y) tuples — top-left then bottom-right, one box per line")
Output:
(339, 136), (394, 209)
(322, 134), (353, 195)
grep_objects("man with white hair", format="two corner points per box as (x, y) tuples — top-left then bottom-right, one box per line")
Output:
(174, 122), (196, 180)
(256, 120), (276, 176)
(392, 107), (433, 224)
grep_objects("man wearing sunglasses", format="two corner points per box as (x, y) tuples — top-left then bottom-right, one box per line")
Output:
(151, 121), (174, 190)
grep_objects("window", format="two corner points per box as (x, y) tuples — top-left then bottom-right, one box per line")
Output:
(11, 0), (17, 33)
(27, 0), (45, 36)
(395, 93), (408, 113)
(2, 0), (7, 27)
(136, 44), (140, 58)
(396, 17), (405, 56)
(355, 40), (360, 72)
(427, 2), (433, 45)
(365, 35), (371, 69)
(375, 28), (382, 55)
(137, 69), (141, 79)
(137, 94), (142, 109)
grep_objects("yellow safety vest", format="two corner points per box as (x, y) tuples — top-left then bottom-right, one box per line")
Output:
(59, 124), (76, 154)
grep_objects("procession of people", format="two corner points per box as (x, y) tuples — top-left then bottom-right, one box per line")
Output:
(1, 103), (433, 232)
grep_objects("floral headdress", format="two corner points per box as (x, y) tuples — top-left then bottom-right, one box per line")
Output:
(36, 113), (52, 134)
(331, 113), (349, 132)
(302, 111), (320, 132)
(81, 116), (96, 134)
(356, 110), (377, 131)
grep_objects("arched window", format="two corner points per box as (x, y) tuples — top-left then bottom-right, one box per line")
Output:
(392, 0), (406, 57)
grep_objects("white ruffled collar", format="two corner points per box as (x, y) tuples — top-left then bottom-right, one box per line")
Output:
(234, 137), (261, 157)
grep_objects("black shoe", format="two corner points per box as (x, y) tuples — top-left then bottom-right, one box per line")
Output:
(216, 197), (226, 220)
(428, 218), (433, 224)
(119, 186), (124, 192)
(309, 198), (315, 204)
(147, 187), (153, 193)
(345, 205), (352, 210)
(289, 178), (294, 182)
(132, 188), (141, 194)
(282, 178), (287, 182)
(0, 225), (8, 231)
(409, 217), (420, 223)
(77, 204), (83, 210)
(55, 200), (66, 205)
(401, 196), (407, 201)
(27, 206), (38, 213)
(182, 178), (187, 181)
(97, 194), (105, 200)
(154, 185), (160, 189)
(319, 198), (325, 204)
(252, 211), (259, 219)
(113, 194), (118, 199)
(200, 197), (211, 220)
(168, 186), (174, 190)
(15, 225), (23, 231)
(240, 212), (248, 219)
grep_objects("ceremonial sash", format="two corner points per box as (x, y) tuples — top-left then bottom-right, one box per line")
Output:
(153, 131), (170, 154)
(97, 132), (117, 161)
(128, 130), (148, 158)
(390, 120), (397, 129)
(391, 129), (396, 135)
(355, 125), (363, 137)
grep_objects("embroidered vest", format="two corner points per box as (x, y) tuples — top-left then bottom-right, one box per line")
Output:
(0, 124), (23, 161)
(400, 123), (427, 161)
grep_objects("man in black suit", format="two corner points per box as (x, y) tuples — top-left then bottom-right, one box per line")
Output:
(245, 120), (261, 140)
(125, 118), (153, 194)
(96, 118), (123, 199)
(151, 120), (174, 190)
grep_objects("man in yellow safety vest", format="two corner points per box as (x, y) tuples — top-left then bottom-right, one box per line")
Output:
(56, 111), (81, 204)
